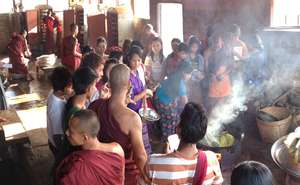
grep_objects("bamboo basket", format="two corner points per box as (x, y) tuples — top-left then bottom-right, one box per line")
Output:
(256, 106), (291, 143)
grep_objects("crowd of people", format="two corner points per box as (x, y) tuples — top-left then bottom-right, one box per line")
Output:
(7, 17), (272, 184)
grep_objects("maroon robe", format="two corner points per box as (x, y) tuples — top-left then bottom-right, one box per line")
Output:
(43, 16), (55, 53)
(61, 36), (81, 72)
(7, 34), (28, 74)
(89, 99), (140, 185)
(56, 150), (125, 185)
(54, 16), (62, 57)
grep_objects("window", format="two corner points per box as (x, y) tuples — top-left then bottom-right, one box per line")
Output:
(48, 0), (69, 11)
(69, 0), (85, 6)
(272, 0), (300, 27)
(134, 0), (150, 19)
(157, 3), (183, 55)
(22, 0), (46, 11)
(0, 1), (13, 13)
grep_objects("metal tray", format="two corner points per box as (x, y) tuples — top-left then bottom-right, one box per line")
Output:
(138, 108), (160, 122)
(271, 136), (300, 178)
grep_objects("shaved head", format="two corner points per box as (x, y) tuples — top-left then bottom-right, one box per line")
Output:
(109, 64), (130, 93)
(70, 110), (100, 138)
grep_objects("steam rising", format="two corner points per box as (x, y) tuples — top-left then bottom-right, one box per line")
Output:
(205, 78), (248, 145)
(204, 34), (300, 145)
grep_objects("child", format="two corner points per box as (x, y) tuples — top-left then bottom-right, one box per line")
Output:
(98, 58), (119, 99)
(47, 67), (73, 161)
(59, 67), (98, 163)
(80, 52), (105, 106)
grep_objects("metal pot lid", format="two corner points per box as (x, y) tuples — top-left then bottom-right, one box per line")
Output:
(271, 136), (300, 178)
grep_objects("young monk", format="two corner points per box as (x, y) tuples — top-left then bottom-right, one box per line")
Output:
(61, 23), (82, 73)
(53, 13), (62, 56)
(7, 30), (33, 81)
(89, 64), (148, 185)
(56, 109), (125, 185)
(43, 9), (55, 54)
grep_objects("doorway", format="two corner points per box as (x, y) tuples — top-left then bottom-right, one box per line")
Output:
(157, 3), (183, 55)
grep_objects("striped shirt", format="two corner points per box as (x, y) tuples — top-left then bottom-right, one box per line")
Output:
(141, 151), (223, 185)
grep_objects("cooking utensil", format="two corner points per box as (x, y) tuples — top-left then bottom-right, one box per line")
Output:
(272, 136), (300, 178)
(138, 108), (160, 122)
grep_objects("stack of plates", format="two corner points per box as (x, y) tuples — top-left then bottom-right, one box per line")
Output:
(36, 54), (57, 67)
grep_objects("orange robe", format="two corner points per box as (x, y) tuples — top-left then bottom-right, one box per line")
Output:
(7, 35), (28, 74)
(54, 16), (62, 57)
(89, 99), (140, 185)
(61, 36), (81, 72)
(43, 16), (55, 53)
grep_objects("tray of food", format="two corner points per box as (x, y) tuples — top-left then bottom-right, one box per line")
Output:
(138, 108), (160, 122)
(272, 133), (300, 178)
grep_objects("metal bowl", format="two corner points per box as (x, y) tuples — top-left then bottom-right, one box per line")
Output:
(138, 108), (160, 122)
(271, 136), (300, 178)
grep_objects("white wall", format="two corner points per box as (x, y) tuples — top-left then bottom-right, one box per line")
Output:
(0, 1), (14, 13)
(0, 0), (69, 13)
(48, 0), (69, 11)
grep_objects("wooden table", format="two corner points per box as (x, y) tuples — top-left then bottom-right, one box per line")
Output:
(0, 109), (29, 145)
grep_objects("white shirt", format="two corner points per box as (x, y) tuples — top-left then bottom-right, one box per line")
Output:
(47, 92), (66, 147)
(145, 55), (164, 82)
(138, 64), (146, 87)
(85, 88), (100, 107)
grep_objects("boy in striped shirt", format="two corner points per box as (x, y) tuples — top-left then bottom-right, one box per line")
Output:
(142, 102), (223, 185)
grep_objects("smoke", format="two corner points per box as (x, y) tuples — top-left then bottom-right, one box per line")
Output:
(204, 34), (300, 145)
(204, 77), (248, 145)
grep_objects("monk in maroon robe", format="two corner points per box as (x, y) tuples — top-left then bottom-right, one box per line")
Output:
(89, 64), (149, 185)
(7, 30), (33, 80)
(43, 9), (55, 54)
(56, 109), (125, 185)
(54, 14), (62, 57)
(61, 23), (82, 73)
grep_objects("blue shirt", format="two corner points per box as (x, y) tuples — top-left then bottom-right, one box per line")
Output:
(156, 79), (187, 104)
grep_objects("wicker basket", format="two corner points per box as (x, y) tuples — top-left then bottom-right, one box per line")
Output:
(256, 106), (291, 143)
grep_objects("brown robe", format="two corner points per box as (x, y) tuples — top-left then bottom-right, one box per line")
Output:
(89, 99), (140, 185)
(56, 150), (125, 185)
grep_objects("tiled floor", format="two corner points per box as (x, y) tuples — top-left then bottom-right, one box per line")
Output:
(0, 66), (289, 185)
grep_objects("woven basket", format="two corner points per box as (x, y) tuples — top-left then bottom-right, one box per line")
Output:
(256, 106), (291, 143)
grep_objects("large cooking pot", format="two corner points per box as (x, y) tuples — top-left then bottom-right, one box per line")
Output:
(197, 126), (244, 170)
